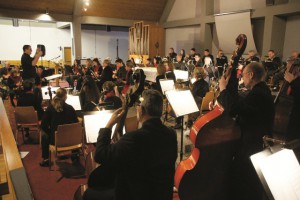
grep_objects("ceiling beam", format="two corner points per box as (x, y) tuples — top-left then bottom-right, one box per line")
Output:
(159, 0), (175, 24)
(73, 0), (82, 16)
(252, 2), (300, 18)
(0, 8), (72, 22)
(81, 16), (134, 27)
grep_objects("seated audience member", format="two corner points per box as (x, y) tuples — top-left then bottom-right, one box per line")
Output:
(40, 88), (78, 166)
(17, 80), (43, 120)
(7, 69), (22, 107)
(99, 81), (122, 110)
(79, 76), (100, 111)
(121, 60), (134, 94)
(83, 89), (177, 200)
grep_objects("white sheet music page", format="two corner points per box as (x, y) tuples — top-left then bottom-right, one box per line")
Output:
(41, 86), (59, 100)
(260, 149), (300, 200)
(165, 90), (199, 117)
(66, 95), (81, 110)
(159, 79), (175, 94)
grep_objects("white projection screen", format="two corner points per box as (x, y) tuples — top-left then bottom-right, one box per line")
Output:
(215, 12), (257, 54)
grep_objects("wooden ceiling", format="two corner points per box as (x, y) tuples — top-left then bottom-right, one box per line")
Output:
(0, 0), (168, 22)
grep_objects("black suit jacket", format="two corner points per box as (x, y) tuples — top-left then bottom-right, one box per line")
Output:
(94, 118), (178, 200)
(100, 66), (113, 86)
(218, 81), (275, 157)
(17, 92), (44, 120)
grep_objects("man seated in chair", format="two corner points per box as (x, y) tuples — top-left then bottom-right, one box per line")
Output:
(83, 89), (178, 200)
(40, 88), (78, 166)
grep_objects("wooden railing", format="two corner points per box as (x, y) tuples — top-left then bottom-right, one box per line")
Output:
(0, 99), (33, 200)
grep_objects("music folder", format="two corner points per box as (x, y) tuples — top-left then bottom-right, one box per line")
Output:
(83, 111), (125, 143)
(159, 79), (175, 94)
(165, 89), (199, 117)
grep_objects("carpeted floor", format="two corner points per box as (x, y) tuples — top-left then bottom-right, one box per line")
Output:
(4, 98), (188, 200)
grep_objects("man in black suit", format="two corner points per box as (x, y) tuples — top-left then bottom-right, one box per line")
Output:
(84, 89), (178, 200)
(218, 62), (275, 200)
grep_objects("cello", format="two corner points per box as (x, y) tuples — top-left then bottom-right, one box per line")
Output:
(174, 34), (247, 200)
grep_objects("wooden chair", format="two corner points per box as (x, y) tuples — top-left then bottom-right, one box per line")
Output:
(200, 91), (215, 116)
(14, 106), (40, 145)
(49, 122), (84, 171)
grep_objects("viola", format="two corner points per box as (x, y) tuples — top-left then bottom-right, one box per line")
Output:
(174, 34), (247, 200)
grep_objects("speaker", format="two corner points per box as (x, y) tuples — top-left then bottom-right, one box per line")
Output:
(106, 25), (111, 32)
(266, 0), (274, 5)
(37, 44), (46, 57)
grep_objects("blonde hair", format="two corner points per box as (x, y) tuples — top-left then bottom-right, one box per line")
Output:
(51, 88), (67, 112)
(193, 67), (207, 79)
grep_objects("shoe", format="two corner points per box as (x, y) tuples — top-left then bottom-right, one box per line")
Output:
(39, 159), (49, 167)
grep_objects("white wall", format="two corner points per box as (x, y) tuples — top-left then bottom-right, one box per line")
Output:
(0, 19), (71, 61)
(283, 15), (300, 60)
(167, 0), (201, 21)
(165, 26), (201, 55)
(81, 29), (129, 62)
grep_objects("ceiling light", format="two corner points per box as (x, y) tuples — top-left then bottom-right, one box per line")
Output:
(85, 2), (89, 6)
(45, 8), (49, 15)
(84, 8), (87, 12)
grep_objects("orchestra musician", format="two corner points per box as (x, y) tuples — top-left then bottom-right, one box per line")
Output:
(168, 47), (177, 62)
(188, 48), (196, 65)
(93, 58), (103, 78)
(7, 69), (22, 107)
(174, 55), (186, 70)
(83, 89), (177, 200)
(194, 53), (203, 67)
(155, 64), (167, 93)
(245, 50), (260, 65)
(164, 61), (176, 82)
(99, 81), (122, 110)
(218, 62), (275, 200)
(98, 59), (114, 91)
(283, 58), (300, 141)
(21, 45), (43, 83)
(121, 60), (134, 95)
(179, 49), (186, 62)
(40, 88), (79, 167)
(202, 49), (214, 66)
(79, 76), (101, 112)
(263, 49), (281, 81)
(272, 51), (299, 91)
(144, 58), (153, 67)
(66, 59), (81, 88)
(0, 61), (10, 79)
(216, 49), (228, 77)
(35, 66), (47, 87)
(112, 59), (126, 83)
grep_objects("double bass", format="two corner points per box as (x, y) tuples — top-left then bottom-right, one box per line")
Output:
(174, 34), (247, 200)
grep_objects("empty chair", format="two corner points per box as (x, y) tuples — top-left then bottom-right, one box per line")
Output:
(14, 106), (40, 145)
(49, 122), (84, 171)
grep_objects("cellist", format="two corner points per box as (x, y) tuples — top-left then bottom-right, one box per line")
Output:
(218, 62), (275, 200)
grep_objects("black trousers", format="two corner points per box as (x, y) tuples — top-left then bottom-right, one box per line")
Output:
(83, 188), (114, 200)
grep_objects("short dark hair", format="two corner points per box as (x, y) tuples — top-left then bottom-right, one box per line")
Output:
(195, 53), (201, 57)
(246, 62), (266, 82)
(191, 48), (196, 51)
(23, 45), (31, 52)
(204, 49), (209, 52)
(23, 80), (33, 92)
(93, 58), (101, 66)
(115, 58), (123, 64)
(268, 50), (275, 53)
(126, 60), (134, 68)
(141, 89), (163, 117)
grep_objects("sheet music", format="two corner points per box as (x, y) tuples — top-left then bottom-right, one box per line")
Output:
(84, 111), (125, 143)
(41, 86), (59, 100)
(260, 149), (300, 200)
(66, 95), (81, 110)
(174, 70), (189, 80)
(135, 67), (189, 82)
(165, 90), (199, 117)
(159, 79), (175, 94)
(44, 74), (62, 81)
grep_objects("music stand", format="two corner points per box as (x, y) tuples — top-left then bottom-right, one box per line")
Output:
(41, 86), (59, 100)
(44, 74), (62, 100)
(165, 89), (199, 160)
(83, 111), (125, 144)
(250, 138), (300, 200)
(159, 79), (175, 122)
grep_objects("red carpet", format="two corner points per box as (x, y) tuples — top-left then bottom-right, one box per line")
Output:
(4, 98), (181, 200)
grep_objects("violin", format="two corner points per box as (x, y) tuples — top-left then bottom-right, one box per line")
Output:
(87, 69), (146, 189)
(174, 34), (246, 200)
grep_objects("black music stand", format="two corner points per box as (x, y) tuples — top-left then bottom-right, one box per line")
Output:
(165, 90), (199, 161)
(159, 79), (175, 123)
(43, 74), (62, 101)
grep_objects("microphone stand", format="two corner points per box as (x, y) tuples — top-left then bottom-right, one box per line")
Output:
(116, 39), (119, 59)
